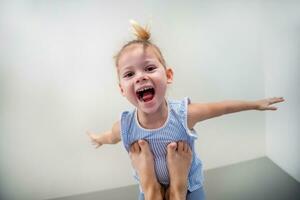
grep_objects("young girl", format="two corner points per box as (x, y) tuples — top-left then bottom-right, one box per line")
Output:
(87, 20), (284, 200)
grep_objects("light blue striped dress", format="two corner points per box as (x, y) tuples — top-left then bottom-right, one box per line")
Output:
(120, 97), (204, 193)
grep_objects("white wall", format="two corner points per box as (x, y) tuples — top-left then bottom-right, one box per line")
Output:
(262, 0), (300, 182)
(0, 0), (268, 199)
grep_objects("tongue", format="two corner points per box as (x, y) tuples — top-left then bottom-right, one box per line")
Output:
(142, 92), (154, 102)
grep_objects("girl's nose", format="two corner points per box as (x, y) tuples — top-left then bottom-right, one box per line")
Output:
(135, 72), (148, 84)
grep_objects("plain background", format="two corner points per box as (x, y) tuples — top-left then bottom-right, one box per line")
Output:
(0, 0), (299, 199)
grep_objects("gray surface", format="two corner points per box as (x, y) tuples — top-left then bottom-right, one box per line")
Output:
(50, 157), (300, 200)
(204, 157), (300, 200)
(49, 185), (139, 200)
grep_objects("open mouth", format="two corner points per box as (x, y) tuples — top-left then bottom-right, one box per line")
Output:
(136, 86), (155, 102)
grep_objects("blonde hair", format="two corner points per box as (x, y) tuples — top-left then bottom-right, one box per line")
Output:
(114, 20), (166, 68)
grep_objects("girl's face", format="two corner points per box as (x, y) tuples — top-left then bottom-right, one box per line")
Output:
(117, 44), (173, 114)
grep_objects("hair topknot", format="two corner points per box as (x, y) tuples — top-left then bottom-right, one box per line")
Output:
(130, 19), (151, 41)
(114, 20), (166, 69)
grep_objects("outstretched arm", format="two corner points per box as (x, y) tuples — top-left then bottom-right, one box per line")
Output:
(86, 121), (121, 148)
(188, 97), (284, 129)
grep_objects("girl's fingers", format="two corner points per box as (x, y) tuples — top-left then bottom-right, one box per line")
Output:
(86, 131), (95, 139)
(270, 97), (285, 104)
(267, 106), (277, 110)
(86, 130), (92, 135)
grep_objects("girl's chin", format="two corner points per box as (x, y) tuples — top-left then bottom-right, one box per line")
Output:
(137, 99), (165, 114)
(138, 103), (158, 114)
(140, 107), (158, 114)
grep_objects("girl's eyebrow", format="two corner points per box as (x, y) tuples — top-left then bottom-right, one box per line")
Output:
(120, 59), (158, 72)
(120, 65), (134, 72)
(144, 59), (157, 64)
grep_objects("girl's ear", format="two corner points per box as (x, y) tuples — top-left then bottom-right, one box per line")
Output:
(166, 68), (173, 84)
(119, 83), (125, 96)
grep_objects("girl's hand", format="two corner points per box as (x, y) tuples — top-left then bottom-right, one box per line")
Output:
(86, 130), (103, 148)
(255, 97), (285, 111)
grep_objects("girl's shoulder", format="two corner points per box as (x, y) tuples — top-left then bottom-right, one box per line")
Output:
(120, 109), (136, 126)
(168, 97), (191, 114)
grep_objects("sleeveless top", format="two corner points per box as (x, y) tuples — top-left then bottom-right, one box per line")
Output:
(120, 97), (204, 192)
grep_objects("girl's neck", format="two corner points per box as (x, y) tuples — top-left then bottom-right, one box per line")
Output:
(137, 100), (168, 129)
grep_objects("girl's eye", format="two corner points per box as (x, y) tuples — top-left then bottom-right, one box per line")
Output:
(123, 72), (134, 78)
(146, 65), (156, 72)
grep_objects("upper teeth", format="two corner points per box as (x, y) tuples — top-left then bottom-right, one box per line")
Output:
(137, 87), (152, 92)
